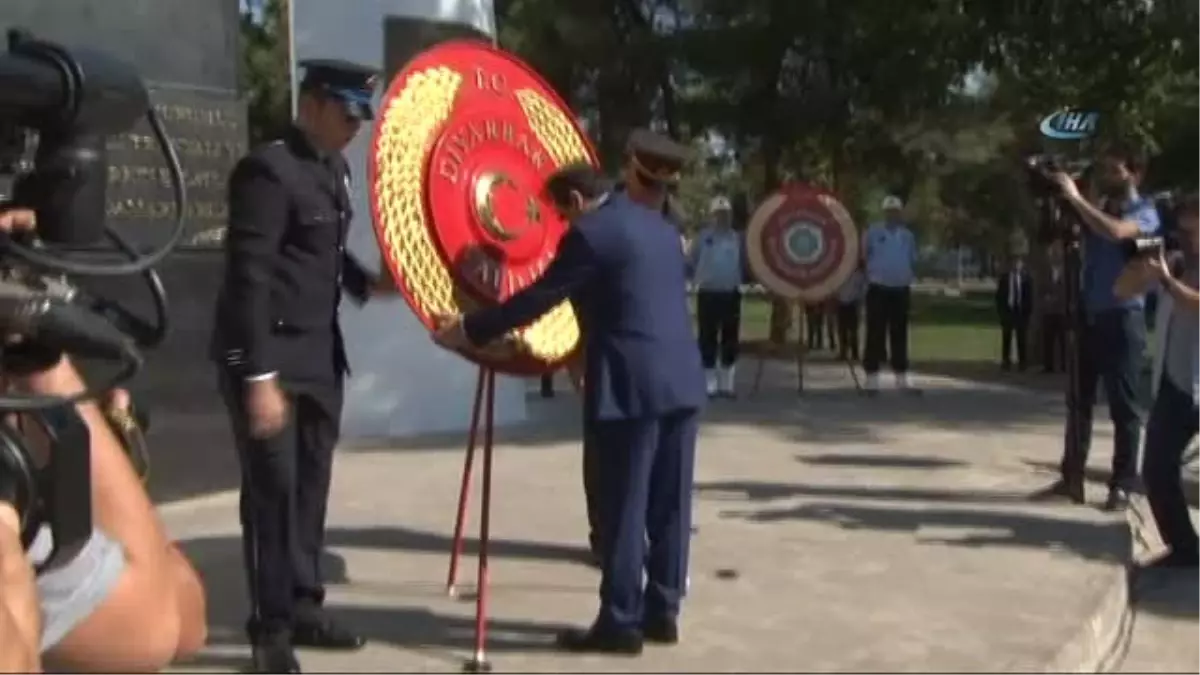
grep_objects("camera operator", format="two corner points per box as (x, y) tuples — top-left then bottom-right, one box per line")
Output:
(0, 456), (40, 674)
(1040, 146), (1161, 510)
(0, 207), (42, 673)
(1115, 193), (1199, 569)
(12, 358), (209, 672)
(0, 208), (207, 671)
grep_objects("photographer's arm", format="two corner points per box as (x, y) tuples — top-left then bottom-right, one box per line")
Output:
(1063, 192), (1144, 241)
(14, 360), (207, 670)
(0, 503), (40, 673)
(1156, 262), (1200, 311)
(1113, 259), (1158, 301)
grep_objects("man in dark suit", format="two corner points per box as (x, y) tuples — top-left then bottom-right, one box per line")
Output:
(211, 59), (394, 673)
(995, 253), (1034, 371)
(432, 131), (706, 655)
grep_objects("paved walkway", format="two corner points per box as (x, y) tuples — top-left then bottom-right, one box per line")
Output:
(164, 362), (1134, 673)
(1118, 493), (1199, 674)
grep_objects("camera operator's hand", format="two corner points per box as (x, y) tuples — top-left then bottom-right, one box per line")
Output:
(0, 208), (36, 234)
(1051, 172), (1083, 202)
(1147, 249), (1172, 280)
(245, 378), (289, 439)
(0, 502), (40, 673)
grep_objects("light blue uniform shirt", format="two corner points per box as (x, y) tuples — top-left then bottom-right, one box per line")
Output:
(862, 222), (916, 288)
(1163, 257), (1198, 402)
(1082, 194), (1160, 313)
(690, 225), (744, 292)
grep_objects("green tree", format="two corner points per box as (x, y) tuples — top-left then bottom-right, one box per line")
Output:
(240, 0), (291, 143)
(498, 0), (675, 169)
(673, 0), (997, 341)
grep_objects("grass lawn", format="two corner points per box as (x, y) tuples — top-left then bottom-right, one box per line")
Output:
(723, 288), (1001, 365)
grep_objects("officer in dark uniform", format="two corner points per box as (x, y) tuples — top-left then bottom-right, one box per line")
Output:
(433, 129), (706, 655)
(211, 59), (391, 674)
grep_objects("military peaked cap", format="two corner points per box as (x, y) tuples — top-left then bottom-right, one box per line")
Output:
(299, 58), (381, 120)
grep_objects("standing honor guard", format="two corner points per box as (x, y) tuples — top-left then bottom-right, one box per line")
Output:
(433, 129), (706, 655)
(690, 195), (746, 398)
(211, 59), (394, 674)
(861, 195), (921, 395)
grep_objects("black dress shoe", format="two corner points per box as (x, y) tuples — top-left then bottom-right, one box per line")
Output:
(251, 638), (301, 674)
(292, 616), (366, 651)
(1102, 487), (1130, 512)
(641, 617), (679, 645)
(555, 625), (643, 655)
(1030, 478), (1085, 505)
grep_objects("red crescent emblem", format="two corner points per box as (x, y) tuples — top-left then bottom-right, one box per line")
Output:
(368, 40), (598, 375)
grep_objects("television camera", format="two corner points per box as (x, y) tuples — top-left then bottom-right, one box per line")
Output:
(0, 28), (186, 570)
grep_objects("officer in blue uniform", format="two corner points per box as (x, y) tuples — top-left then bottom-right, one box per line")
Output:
(432, 130), (705, 654)
(212, 59), (391, 673)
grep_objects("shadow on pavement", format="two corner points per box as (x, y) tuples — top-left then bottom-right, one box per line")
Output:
(1132, 568), (1200, 620)
(795, 454), (967, 470)
(699, 480), (1129, 564)
(325, 525), (593, 567)
(179, 525), (593, 580)
(174, 532), (572, 672)
(697, 480), (1031, 506)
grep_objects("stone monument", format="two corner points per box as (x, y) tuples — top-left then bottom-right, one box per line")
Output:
(0, 0), (248, 502)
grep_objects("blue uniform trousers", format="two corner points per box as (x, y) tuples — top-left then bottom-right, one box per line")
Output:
(590, 409), (699, 630)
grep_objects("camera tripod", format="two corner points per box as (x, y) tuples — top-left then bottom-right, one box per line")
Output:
(1037, 196), (1088, 467)
(748, 300), (862, 397)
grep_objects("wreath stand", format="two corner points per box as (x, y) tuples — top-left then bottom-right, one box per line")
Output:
(750, 299), (862, 397)
(444, 367), (498, 673)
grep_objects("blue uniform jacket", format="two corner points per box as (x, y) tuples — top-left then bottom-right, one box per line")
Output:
(463, 193), (706, 421)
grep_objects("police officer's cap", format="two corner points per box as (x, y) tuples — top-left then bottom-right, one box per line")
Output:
(626, 128), (691, 186)
(299, 58), (380, 121)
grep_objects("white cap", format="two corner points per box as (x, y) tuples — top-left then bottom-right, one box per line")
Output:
(881, 195), (904, 210)
(709, 196), (732, 213)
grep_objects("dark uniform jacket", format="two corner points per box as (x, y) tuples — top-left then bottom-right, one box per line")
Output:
(464, 192), (706, 421)
(211, 126), (371, 385)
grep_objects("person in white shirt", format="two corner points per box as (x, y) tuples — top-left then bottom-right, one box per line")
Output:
(689, 196), (746, 397)
(1113, 192), (1199, 567)
(861, 195), (919, 394)
(835, 262), (867, 361)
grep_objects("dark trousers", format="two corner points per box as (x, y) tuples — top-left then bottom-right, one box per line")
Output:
(696, 289), (741, 368)
(1142, 377), (1199, 557)
(591, 410), (698, 630)
(1042, 313), (1066, 372)
(582, 419), (602, 554)
(219, 371), (344, 638)
(836, 302), (860, 360)
(1061, 307), (1147, 491)
(1000, 313), (1029, 368)
(863, 284), (910, 374)
(805, 307), (825, 349)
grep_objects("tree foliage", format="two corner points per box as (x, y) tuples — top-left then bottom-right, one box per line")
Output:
(234, 0), (1198, 343)
(240, 0), (291, 144)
